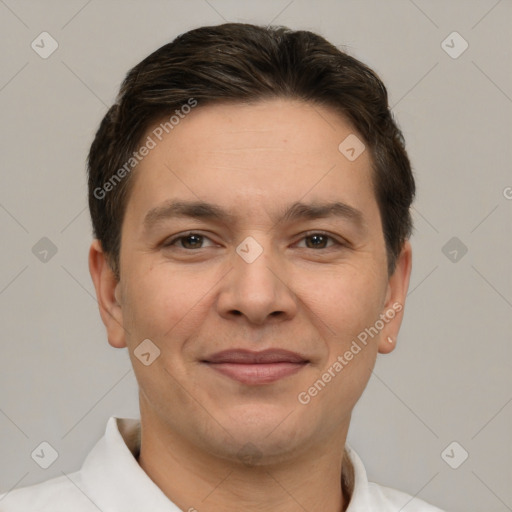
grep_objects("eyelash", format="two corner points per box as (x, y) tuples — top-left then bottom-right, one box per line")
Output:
(162, 231), (345, 250)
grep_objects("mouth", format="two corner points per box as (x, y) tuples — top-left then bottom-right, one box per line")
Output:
(202, 349), (309, 385)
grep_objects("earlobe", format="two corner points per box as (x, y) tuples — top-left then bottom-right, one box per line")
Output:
(378, 241), (412, 354)
(88, 240), (127, 349)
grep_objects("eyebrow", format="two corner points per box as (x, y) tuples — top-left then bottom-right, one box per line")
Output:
(143, 199), (366, 232)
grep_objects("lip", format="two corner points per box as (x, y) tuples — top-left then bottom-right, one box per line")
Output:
(203, 349), (309, 385)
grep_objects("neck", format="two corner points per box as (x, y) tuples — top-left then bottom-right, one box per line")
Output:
(136, 408), (352, 512)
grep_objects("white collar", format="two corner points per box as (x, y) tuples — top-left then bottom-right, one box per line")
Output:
(81, 417), (180, 510)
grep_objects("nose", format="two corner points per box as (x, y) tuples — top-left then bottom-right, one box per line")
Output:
(216, 242), (298, 326)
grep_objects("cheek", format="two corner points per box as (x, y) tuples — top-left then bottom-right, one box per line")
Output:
(121, 264), (176, 339)
(291, 262), (385, 336)
(122, 262), (217, 344)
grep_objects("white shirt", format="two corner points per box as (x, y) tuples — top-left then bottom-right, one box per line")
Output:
(0, 417), (445, 511)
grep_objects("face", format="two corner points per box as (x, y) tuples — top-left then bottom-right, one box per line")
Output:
(90, 98), (411, 464)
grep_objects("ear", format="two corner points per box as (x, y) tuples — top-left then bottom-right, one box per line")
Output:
(88, 239), (127, 348)
(378, 240), (412, 354)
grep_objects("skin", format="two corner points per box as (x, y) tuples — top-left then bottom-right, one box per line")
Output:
(89, 98), (412, 512)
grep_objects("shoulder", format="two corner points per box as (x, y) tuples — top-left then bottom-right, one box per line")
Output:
(366, 482), (446, 511)
(0, 471), (98, 512)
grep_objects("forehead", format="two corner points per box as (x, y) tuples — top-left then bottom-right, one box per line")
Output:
(124, 98), (379, 229)
(154, 99), (362, 169)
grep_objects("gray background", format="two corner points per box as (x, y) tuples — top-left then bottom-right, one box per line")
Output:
(0, 1), (511, 511)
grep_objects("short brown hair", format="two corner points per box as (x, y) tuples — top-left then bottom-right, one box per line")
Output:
(88, 22), (415, 278)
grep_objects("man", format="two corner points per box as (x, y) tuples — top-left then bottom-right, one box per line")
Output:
(0, 23), (445, 511)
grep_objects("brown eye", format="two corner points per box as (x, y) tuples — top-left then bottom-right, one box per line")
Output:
(164, 233), (215, 249)
(180, 234), (204, 249)
(304, 234), (330, 249)
(296, 233), (341, 250)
